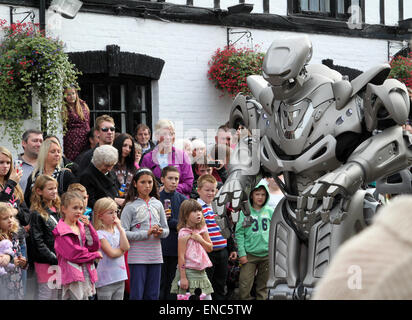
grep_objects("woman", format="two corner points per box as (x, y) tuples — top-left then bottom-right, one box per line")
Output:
(62, 86), (91, 162)
(112, 133), (137, 197)
(0, 147), (31, 295)
(79, 144), (123, 209)
(140, 119), (193, 198)
(24, 138), (76, 208)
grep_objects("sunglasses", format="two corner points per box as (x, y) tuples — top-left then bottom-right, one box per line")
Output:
(101, 126), (115, 132)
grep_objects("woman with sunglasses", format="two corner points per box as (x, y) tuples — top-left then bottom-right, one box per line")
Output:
(62, 86), (91, 162)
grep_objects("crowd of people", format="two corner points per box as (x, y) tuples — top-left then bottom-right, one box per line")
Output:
(0, 87), (285, 300)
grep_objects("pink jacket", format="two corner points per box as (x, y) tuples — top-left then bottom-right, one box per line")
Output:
(52, 219), (101, 285)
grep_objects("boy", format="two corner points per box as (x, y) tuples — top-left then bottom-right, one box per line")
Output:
(235, 181), (274, 300)
(67, 183), (92, 221)
(159, 166), (187, 300)
(197, 174), (237, 300)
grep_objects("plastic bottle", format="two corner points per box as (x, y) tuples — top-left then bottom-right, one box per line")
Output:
(119, 183), (126, 197)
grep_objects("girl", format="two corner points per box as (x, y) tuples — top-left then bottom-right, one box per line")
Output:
(62, 86), (91, 161)
(170, 199), (214, 300)
(0, 146), (30, 296)
(29, 175), (61, 300)
(52, 191), (103, 300)
(112, 133), (137, 197)
(120, 168), (169, 300)
(93, 197), (129, 300)
(134, 143), (142, 169)
(0, 203), (27, 300)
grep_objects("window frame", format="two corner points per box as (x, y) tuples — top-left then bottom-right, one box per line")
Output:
(288, 0), (355, 21)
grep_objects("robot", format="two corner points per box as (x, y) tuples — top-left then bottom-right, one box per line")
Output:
(214, 35), (412, 299)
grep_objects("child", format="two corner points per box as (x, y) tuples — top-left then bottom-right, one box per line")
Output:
(29, 175), (61, 300)
(170, 199), (213, 299)
(196, 174), (237, 300)
(52, 191), (103, 300)
(159, 166), (187, 300)
(93, 197), (130, 300)
(134, 144), (142, 169)
(120, 167), (169, 300)
(68, 183), (92, 221)
(0, 202), (27, 300)
(235, 181), (274, 300)
(0, 238), (13, 276)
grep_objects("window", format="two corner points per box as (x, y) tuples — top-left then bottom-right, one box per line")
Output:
(290, 0), (358, 20)
(78, 75), (152, 135)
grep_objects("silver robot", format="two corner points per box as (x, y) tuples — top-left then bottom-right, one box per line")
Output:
(214, 35), (412, 300)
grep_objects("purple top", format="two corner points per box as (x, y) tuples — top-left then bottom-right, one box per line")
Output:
(140, 146), (194, 198)
(63, 100), (90, 161)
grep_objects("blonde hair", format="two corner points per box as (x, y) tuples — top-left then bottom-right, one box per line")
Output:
(177, 199), (205, 231)
(0, 203), (19, 240)
(154, 119), (175, 136)
(0, 146), (23, 201)
(63, 87), (90, 122)
(197, 174), (217, 190)
(30, 175), (61, 221)
(68, 183), (87, 194)
(60, 191), (84, 219)
(32, 139), (62, 180)
(92, 197), (118, 231)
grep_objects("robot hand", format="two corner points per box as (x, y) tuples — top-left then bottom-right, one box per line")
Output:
(215, 177), (244, 216)
(300, 162), (364, 224)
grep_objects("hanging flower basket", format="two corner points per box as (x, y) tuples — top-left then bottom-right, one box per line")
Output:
(207, 45), (265, 98)
(0, 20), (81, 147)
(388, 52), (412, 88)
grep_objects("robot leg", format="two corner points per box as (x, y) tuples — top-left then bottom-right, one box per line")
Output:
(267, 198), (302, 300)
(303, 190), (375, 299)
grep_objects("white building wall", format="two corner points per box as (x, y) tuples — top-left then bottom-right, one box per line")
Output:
(0, 3), (398, 155)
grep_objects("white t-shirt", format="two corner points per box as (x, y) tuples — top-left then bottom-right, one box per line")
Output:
(96, 228), (128, 288)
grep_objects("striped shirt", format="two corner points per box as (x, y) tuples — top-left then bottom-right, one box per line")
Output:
(198, 199), (227, 250)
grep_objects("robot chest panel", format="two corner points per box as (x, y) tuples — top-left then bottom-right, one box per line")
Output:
(260, 97), (363, 175)
(265, 96), (362, 156)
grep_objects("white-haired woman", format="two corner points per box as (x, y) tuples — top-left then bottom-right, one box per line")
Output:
(24, 138), (76, 208)
(140, 119), (194, 198)
(79, 144), (123, 208)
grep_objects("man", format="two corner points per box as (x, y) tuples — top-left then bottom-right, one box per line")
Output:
(215, 124), (232, 148)
(74, 127), (99, 167)
(76, 114), (116, 175)
(18, 129), (43, 193)
(134, 123), (156, 158)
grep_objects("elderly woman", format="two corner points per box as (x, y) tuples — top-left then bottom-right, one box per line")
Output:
(79, 144), (123, 208)
(140, 119), (194, 198)
(24, 138), (76, 208)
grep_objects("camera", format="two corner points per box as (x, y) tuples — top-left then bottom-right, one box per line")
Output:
(207, 160), (221, 168)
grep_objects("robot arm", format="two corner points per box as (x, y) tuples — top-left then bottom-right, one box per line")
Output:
(215, 135), (262, 215)
(300, 77), (411, 224)
(303, 126), (412, 223)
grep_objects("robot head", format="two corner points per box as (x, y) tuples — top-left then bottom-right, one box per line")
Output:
(262, 35), (313, 99)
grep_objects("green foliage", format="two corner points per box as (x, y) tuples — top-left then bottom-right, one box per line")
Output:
(207, 45), (265, 97)
(0, 20), (80, 147)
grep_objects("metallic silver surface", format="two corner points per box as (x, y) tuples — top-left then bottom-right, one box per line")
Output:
(215, 35), (412, 299)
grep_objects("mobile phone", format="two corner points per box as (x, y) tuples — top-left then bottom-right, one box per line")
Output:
(14, 160), (23, 173)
